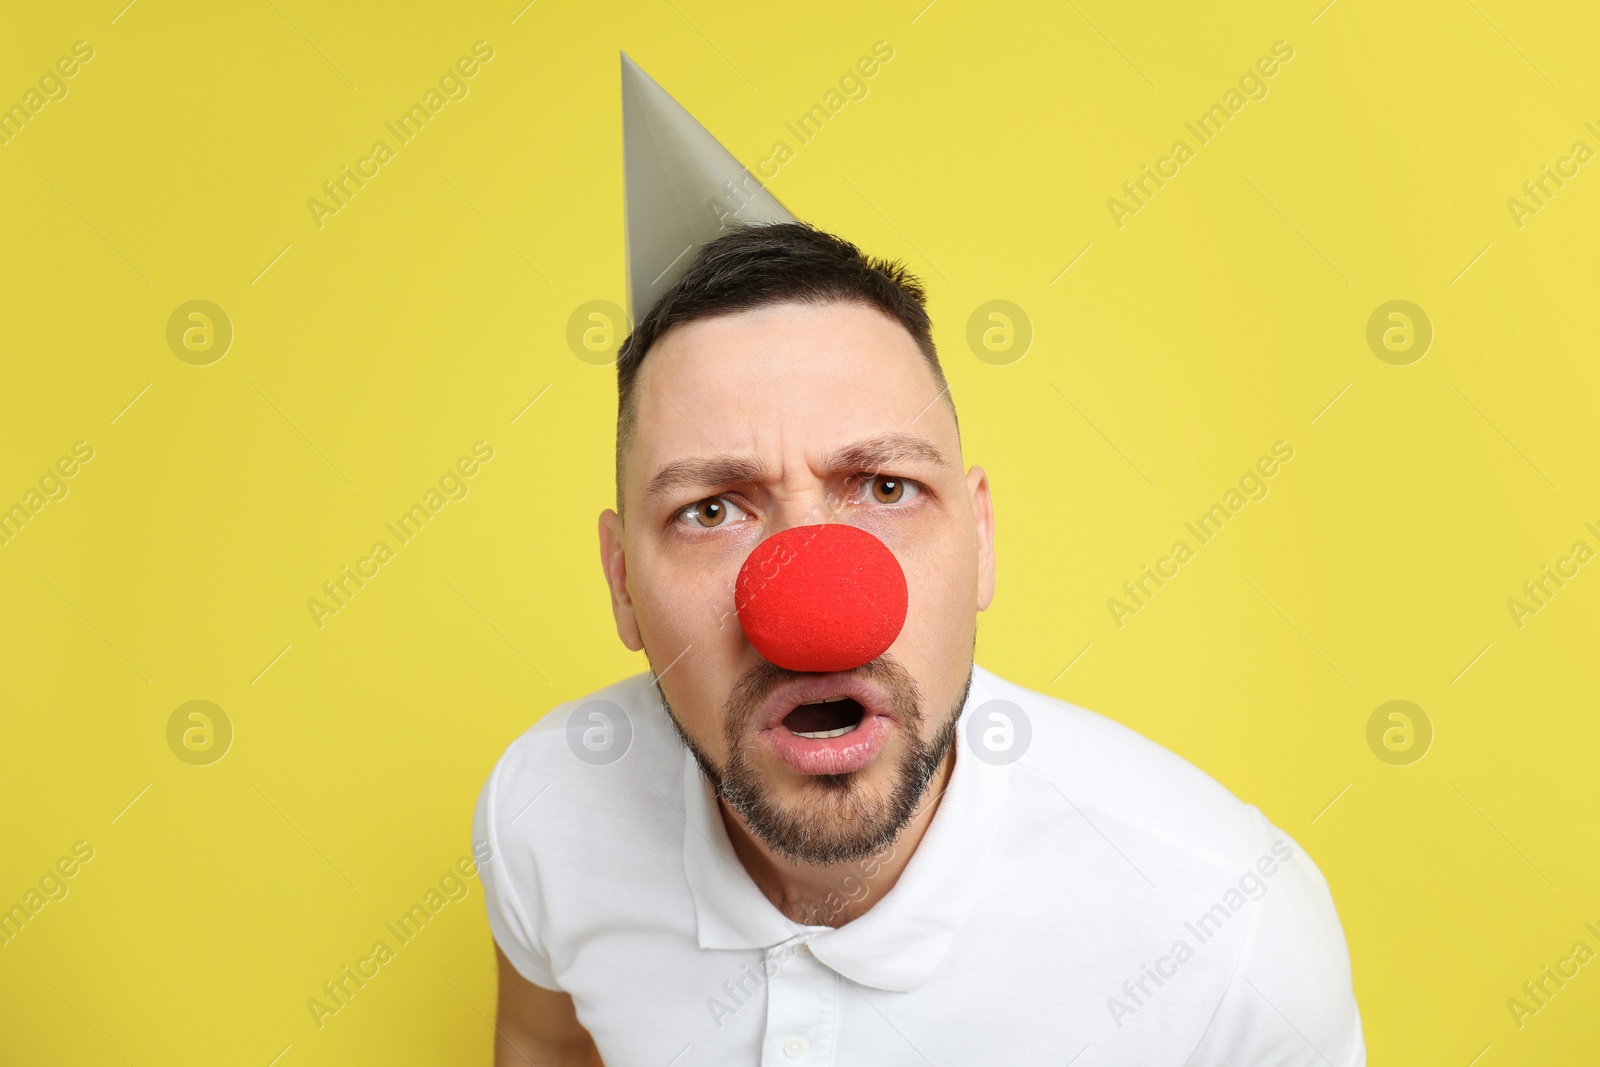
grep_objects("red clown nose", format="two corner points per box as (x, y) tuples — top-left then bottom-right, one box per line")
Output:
(735, 524), (909, 673)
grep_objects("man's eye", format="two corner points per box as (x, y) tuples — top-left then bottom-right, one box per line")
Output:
(676, 496), (750, 529)
(856, 475), (920, 505)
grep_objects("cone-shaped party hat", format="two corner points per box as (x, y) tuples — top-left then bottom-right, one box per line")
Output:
(621, 53), (795, 322)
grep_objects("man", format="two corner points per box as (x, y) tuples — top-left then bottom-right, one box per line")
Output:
(471, 57), (1364, 1066)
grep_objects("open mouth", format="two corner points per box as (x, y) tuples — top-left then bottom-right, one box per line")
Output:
(782, 695), (866, 739)
(757, 678), (891, 776)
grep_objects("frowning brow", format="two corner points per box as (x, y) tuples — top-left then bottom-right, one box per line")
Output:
(643, 433), (950, 504)
(645, 455), (769, 504)
(819, 433), (949, 475)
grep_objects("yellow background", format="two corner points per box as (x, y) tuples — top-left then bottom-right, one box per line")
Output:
(2, 0), (1598, 1062)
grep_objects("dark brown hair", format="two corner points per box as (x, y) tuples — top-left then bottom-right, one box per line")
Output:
(615, 221), (954, 510)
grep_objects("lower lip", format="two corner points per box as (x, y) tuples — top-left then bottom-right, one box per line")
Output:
(759, 713), (891, 776)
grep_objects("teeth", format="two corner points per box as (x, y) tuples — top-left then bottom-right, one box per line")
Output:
(819, 695), (849, 703)
(791, 722), (860, 740)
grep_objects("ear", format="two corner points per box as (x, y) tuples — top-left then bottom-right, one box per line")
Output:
(967, 465), (995, 611)
(598, 509), (644, 651)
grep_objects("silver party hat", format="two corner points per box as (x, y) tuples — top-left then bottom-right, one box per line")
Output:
(621, 53), (795, 322)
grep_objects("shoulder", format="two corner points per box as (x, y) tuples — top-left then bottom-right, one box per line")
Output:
(974, 665), (1262, 869)
(971, 667), (1363, 1062)
(475, 671), (689, 862)
(480, 672), (680, 798)
(471, 672), (691, 987)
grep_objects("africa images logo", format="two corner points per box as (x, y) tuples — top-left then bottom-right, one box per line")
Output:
(306, 42), (496, 230)
(1106, 839), (1296, 1027)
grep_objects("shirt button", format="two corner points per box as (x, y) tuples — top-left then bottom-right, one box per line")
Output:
(783, 1035), (808, 1059)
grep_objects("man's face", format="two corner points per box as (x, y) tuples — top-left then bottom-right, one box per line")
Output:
(599, 300), (994, 865)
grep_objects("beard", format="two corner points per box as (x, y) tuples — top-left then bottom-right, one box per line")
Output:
(652, 655), (971, 866)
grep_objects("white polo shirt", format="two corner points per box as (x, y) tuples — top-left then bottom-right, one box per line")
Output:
(473, 665), (1365, 1065)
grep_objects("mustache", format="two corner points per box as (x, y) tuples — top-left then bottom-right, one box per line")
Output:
(722, 655), (924, 734)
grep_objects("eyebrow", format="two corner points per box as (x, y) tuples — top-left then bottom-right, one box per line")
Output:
(820, 433), (948, 476)
(643, 432), (951, 504)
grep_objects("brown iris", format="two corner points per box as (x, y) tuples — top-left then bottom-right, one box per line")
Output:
(870, 476), (905, 503)
(692, 498), (726, 527)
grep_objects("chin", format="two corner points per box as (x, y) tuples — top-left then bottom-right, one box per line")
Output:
(657, 653), (969, 866)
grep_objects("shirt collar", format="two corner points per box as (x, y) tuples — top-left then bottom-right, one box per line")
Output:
(680, 665), (1009, 992)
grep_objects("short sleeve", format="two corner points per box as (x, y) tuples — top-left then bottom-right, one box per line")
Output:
(473, 754), (561, 991)
(1184, 808), (1365, 1066)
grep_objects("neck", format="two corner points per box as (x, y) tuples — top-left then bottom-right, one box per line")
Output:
(718, 742), (958, 928)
